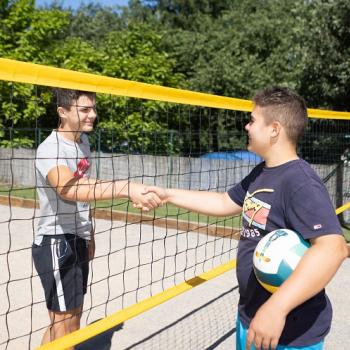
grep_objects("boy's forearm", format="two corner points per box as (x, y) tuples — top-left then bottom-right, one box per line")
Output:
(59, 178), (130, 202)
(165, 188), (240, 217)
(266, 234), (347, 315)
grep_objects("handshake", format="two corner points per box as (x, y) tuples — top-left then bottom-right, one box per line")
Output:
(129, 183), (167, 211)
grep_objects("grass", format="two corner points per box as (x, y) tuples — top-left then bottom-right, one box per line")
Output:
(0, 185), (37, 200)
(1, 184), (348, 239)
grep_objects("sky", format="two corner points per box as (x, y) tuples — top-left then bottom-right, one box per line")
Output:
(35, 0), (130, 10)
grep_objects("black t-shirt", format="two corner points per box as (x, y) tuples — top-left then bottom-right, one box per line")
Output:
(228, 159), (343, 346)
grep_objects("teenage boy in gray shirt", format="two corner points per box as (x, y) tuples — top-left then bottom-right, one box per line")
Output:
(33, 88), (161, 347)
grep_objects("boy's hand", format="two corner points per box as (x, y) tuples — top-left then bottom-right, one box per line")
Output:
(129, 183), (163, 211)
(246, 301), (286, 350)
(142, 186), (168, 203)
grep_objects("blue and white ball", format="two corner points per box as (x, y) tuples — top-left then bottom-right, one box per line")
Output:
(253, 229), (310, 293)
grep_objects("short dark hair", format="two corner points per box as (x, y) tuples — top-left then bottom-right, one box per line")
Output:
(54, 88), (96, 110)
(252, 86), (308, 144)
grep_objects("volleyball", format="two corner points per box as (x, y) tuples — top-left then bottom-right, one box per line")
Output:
(253, 229), (310, 293)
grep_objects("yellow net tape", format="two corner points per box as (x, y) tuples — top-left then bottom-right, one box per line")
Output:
(0, 58), (251, 111)
(336, 202), (350, 215)
(1, 58), (350, 119)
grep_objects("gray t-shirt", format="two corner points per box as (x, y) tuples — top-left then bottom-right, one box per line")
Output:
(35, 130), (92, 244)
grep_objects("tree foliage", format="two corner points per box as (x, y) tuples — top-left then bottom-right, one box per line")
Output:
(141, 0), (350, 159)
(0, 0), (69, 146)
(0, 0), (184, 151)
(0, 0), (349, 158)
(297, 0), (350, 110)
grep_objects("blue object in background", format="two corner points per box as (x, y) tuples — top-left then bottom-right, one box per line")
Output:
(200, 150), (262, 162)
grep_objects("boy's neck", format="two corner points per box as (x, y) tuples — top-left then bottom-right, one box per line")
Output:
(264, 146), (299, 168)
(57, 127), (81, 143)
(265, 155), (299, 168)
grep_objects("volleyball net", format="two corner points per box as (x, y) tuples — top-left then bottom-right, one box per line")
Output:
(0, 58), (349, 350)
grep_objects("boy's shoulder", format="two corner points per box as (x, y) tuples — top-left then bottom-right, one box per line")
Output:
(37, 130), (58, 146)
(284, 159), (318, 179)
(264, 159), (316, 177)
(249, 159), (315, 178)
(36, 131), (67, 157)
(275, 159), (323, 196)
(252, 159), (321, 189)
(37, 131), (55, 150)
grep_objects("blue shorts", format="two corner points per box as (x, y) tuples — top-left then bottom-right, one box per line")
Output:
(236, 315), (323, 350)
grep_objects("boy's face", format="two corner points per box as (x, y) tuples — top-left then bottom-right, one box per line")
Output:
(245, 105), (274, 157)
(59, 95), (97, 133)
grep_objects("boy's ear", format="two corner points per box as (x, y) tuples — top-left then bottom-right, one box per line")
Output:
(57, 107), (67, 126)
(57, 107), (67, 119)
(271, 121), (281, 137)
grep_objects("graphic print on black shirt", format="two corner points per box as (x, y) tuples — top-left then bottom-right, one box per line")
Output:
(241, 189), (274, 238)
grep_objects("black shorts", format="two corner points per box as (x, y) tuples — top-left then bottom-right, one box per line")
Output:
(32, 234), (89, 312)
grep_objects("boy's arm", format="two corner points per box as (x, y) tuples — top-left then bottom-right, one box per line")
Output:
(47, 165), (161, 210)
(143, 186), (242, 217)
(246, 233), (348, 350)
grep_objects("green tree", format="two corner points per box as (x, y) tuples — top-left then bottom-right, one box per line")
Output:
(68, 3), (125, 43)
(140, 0), (312, 153)
(2, 0), (349, 158)
(95, 24), (185, 154)
(297, 0), (350, 111)
(0, 2), (185, 152)
(295, 1), (350, 164)
(49, 20), (185, 154)
(143, 0), (233, 28)
(0, 0), (70, 147)
(136, 0), (348, 159)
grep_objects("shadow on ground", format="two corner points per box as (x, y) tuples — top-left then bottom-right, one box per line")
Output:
(76, 321), (124, 350)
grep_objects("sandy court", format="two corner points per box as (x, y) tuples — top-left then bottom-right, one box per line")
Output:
(1, 204), (349, 349)
(0, 204), (237, 350)
(100, 258), (350, 350)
